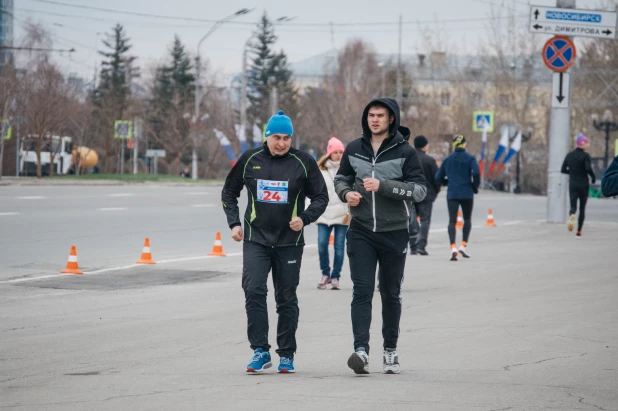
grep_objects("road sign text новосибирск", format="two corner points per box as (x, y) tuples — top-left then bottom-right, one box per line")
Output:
(529, 6), (617, 39)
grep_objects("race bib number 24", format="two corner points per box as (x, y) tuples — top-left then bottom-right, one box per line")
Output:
(257, 179), (288, 204)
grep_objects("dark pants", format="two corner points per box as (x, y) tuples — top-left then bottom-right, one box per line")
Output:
(242, 241), (303, 358)
(447, 199), (474, 245)
(317, 223), (348, 278)
(569, 185), (589, 232)
(347, 222), (408, 354)
(409, 200), (434, 250)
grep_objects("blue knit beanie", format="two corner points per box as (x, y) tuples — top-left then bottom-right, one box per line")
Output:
(265, 110), (293, 137)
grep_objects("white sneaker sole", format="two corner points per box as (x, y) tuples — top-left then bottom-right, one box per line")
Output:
(383, 366), (401, 374)
(567, 215), (575, 232)
(348, 353), (369, 374)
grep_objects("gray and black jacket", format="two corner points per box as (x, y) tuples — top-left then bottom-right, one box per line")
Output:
(334, 98), (427, 232)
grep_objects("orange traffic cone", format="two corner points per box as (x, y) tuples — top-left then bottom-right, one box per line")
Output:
(208, 232), (227, 257)
(485, 209), (497, 227)
(61, 245), (83, 274)
(456, 210), (464, 229)
(136, 237), (156, 264)
(329, 235), (334, 245)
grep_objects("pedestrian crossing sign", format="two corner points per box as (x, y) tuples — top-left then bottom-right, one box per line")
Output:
(1, 119), (11, 140)
(473, 111), (494, 132)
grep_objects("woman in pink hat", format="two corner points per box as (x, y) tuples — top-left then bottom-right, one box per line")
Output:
(314, 137), (349, 289)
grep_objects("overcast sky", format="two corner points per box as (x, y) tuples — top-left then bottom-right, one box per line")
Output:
(14, 0), (616, 85)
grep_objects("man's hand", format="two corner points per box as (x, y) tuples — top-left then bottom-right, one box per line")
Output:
(231, 226), (243, 242)
(345, 191), (363, 206)
(363, 178), (380, 192)
(289, 217), (304, 232)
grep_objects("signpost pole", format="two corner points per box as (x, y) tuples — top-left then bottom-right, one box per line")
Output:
(481, 125), (488, 190)
(546, 0), (575, 223)
(120, 141), (125, 175)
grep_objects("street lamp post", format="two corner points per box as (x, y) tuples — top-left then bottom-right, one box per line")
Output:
(192, 8), (252, 180)
(239, 16), (293, 149)
(592, 110), (618, 171)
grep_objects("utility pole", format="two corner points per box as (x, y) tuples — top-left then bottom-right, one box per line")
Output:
(133, 118), (141, 175)
(15, 122), (20, 176)
(270, 87), (278, 116)
(120, 58), (132, 175)
(193, 55), (200, 180)
(546, 0), (575, 223)
(396, 14), (403, 106)
(240, 36), (250, 150)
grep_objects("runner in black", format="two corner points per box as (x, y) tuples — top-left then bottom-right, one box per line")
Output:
(561, 135), (596, 237)
(221, 110), (328, 373)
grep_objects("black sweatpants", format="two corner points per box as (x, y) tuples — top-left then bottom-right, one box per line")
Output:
(447, 199), (473, 245)
(347, 222), (408, 354)
(569, 185), (589, 232)
(411, 200), (434, 250)
(242, 241), (303, 358)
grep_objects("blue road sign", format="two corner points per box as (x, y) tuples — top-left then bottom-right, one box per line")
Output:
(473, 111), (494, 132)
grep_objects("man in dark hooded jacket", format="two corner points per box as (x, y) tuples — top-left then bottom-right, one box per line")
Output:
(335, 98), (426, 375)
(601, 155), (618, 197)
(408, 135), (441, 256)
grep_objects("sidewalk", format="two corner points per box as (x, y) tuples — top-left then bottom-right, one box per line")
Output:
(1, 222), (617, 410)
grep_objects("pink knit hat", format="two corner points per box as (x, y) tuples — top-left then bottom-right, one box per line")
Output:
(326, 137), (345, 157)
(576, 134), (589, 147)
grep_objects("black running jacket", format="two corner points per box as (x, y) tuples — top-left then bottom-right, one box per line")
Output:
(221, 143), (328, 247)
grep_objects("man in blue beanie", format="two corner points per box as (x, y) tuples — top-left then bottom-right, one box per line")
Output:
(221, 110), (328, 374)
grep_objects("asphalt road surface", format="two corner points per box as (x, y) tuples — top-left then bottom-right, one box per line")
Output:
(1, 185), (617, 410)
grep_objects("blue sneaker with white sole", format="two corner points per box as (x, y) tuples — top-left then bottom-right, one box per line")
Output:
(277, 357), (295, 373)
(246, 348), (272, 373)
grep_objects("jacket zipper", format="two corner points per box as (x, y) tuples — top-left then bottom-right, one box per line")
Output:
(370, 140), (401, 232)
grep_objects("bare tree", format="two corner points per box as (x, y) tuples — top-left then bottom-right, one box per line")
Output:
(296, 39), (381, 150)
(18, 59), (75, 177)
(66, 99), (99, 175)
(0, 65), (18, 178)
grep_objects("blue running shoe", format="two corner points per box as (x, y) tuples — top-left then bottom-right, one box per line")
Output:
(277, 357), (295, 373)
(246, 348), (272, 373)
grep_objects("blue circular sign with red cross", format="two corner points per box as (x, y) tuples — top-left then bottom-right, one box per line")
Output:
(542, 36), (576, 72)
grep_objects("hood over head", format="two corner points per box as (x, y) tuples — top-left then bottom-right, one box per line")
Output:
(361, 98), (403, 140)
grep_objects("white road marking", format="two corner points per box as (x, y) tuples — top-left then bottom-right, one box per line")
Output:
(502, 220), (524, 226)
(97, 207), (127, 211)
(0, 223), (532, 285)
(191, 204), (215, 208)
(16, 196), (44, 200)
(0, 212), (19, 216)
(108, 193), (135, 197)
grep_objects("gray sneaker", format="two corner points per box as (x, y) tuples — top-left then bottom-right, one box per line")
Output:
(348, 348), (369, 374)
(382, 349), (400, 374)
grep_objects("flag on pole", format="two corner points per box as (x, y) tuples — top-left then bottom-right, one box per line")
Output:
(493, 130), (522, 178)
(235, 124), (248, 155)
(487, 126), (510, 179)
(213, 128), (237, 165)
(252, 124), (263, 148)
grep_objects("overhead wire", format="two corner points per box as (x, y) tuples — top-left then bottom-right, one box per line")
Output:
(23, 0), (528, 28)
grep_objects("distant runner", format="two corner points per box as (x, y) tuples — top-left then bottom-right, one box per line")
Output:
(561, 135), (596, 237)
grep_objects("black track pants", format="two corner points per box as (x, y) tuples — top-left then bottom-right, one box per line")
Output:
(569, 185), (589, 232)
(347, 222), (408, 354)
(447, 199), (474, 244)
(242, 241), (303, 358)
